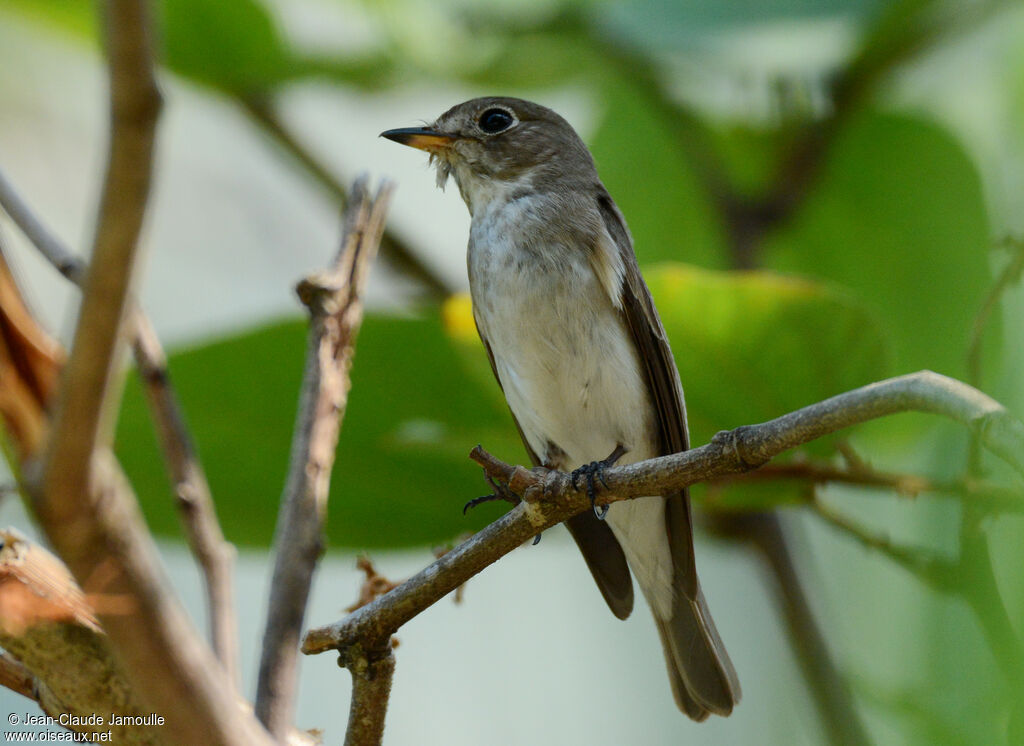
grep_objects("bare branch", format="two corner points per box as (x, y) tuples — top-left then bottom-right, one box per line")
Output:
(811, 499), (958, 594)
(255, 178), (393, 738)
(130, 312), (238, 682)
(0, 652), (35, 701)
(0, 142), (239, 682)
(341, 646), (395, 746)
(712, 459), (1024, 514)
(28, 2), (275, 743)
(303, 370), (1024, 655)
(0, 169), (84, 285)
(240, 95), (452, 299)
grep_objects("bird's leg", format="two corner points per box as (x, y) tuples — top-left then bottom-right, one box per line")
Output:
(570, 444), (627, 520)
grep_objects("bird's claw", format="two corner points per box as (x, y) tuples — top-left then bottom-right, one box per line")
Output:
(464, 475), (520, 514)
(570, 445), (625, 521)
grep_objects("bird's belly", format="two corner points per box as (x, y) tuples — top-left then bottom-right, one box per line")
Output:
(469, 240), (656, 469)
(469, 231), (675, 619)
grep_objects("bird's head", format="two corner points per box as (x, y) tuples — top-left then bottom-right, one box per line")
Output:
(381, 97), (596, 214)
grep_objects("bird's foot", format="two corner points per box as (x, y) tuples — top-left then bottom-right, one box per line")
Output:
(463, 475), (520, 514)
(570, 444), (627, 521)
(464, 476), (543, 545)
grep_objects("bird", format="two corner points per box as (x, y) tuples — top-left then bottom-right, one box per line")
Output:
(381, 97), (740, 720)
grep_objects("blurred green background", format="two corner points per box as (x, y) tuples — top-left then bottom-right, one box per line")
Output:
(1, 0), (1023, 744)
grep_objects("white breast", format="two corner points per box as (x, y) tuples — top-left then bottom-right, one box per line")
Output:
(467, 194), (676, 618)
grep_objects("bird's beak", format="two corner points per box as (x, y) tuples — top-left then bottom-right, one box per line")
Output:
(380, 126), (456, 153)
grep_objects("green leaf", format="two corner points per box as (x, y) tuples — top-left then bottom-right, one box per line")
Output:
(159, 0), (293, 93)
(647, 263), (892, 509)
(0, 0), (95, 38)
(763, 112), (992, 379)
(648, 263), (891, 441)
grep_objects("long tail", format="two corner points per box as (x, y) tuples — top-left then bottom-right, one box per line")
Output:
(654, 584), (741, 720)
(606, 494), (740, 719)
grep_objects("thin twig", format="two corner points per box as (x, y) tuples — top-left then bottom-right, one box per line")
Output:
(240, 95), (452, 299)
(0, 164), (239, 679)
(130, 311), (239, 682)
(967, 236), (1024, 389)
(966, 235), (1024, 471)
(29, 2), (274, 743)
(303, 370), (1024, 655)
(811, 498), (958, 593)
(712, 460), (1024, 513)
(0, 169), (84, 285)
(255, 177), (393, 738)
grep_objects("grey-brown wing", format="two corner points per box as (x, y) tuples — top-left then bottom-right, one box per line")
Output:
(596, 191), (740, 715)
(477, 334), (634, 619)
(594, 192), (698, 597)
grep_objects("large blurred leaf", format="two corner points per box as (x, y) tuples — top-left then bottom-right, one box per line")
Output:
(764, 112), (992, 379)
(159, 0), (293, 92)
(0, 0), (94, 37)
(649, 264), (891, 446)
(116, 315), (523, 549)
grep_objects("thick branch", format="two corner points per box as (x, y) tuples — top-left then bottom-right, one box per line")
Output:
(0, 161), (238, 679)
(30, 3), (274, 744)
(0, 529), (160, 744)
(303, 370), (1024, 654)
(255, 178), (393, 738)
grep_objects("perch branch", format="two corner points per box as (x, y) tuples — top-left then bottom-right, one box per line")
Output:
(254, 177), (393, 738)
(0, 168), (239, 678)
(30, 2), (274, 743)
(303, 370), (1024, 654)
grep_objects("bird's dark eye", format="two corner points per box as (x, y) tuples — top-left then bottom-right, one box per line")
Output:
(478, 108), (514, 134)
